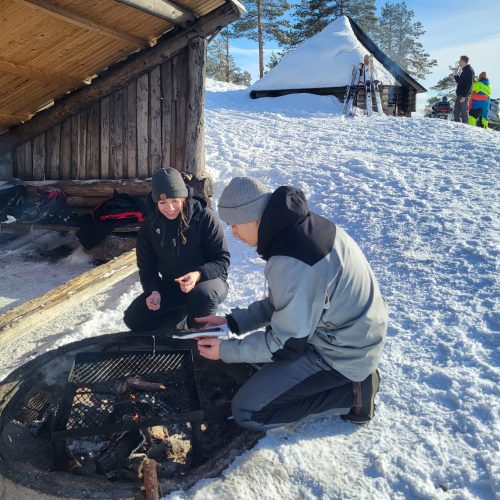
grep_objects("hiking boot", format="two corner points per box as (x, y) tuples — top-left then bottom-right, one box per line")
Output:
(341, 369), (380, 425)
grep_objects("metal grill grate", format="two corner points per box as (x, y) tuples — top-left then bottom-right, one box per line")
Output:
(52, 350), (203, 439)
(10, 388), (59, 427)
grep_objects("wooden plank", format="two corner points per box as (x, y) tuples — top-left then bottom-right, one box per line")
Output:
(184, 37), (206, 177)
(46, 123), (61, 179)
(25, 179), (151, 197)
(110, 89), (124, 179)
(149, 66), (162, 175)
(79, 110), (88, 179)
(60, 117), (72, 180)
(126, 80), (137, 178)
(100, 96), (110, 179)
(136, 73), (149, 178)
(173, 50), (187, 172)
(13, 0), (149, 49)
(32, 133), (46, 180)
(0, 56), (82, 87)
(115, 0), (196, 28)
(0, 2), (242, 156)
(0, 250), (138, 349)
(14, 145), (25, 179)
(24, 141), (33, 180)
(87, 102), (100, 179)
(160, 60), (172, 168)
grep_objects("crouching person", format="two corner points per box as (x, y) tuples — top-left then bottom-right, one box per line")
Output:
(196, 177), (387, 431)
(124, 168), (230, 332)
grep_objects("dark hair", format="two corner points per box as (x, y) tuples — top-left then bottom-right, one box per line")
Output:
(460, 55), (469, 63)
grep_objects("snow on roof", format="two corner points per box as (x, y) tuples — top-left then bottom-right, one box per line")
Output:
(251, 16), (398, 92)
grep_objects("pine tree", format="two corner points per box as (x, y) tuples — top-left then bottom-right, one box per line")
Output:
(283, 0), (377, 49)
(206, 30), (252, 87)
(230, 0), (291, 78)
(265, 51), (283, 72)
(374, 2), (437, 80)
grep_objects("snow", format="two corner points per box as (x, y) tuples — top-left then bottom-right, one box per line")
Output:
(1, 82), (500, 499)
(251, 16), (397, 92)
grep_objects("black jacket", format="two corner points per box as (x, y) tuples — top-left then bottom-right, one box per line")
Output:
(136, 197), (229, 294)
(455, 65), (475, 97)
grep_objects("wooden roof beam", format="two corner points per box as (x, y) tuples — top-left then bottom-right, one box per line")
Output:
(0, 112), (32, 123)
(13, 0), (150, 49)
(115, 0), (197, 28)
(0, 57), (85, 88)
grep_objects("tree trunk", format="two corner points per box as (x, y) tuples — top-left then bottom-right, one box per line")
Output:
(257, 0), (264, 78)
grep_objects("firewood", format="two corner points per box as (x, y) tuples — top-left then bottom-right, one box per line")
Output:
(142, 458), (160, 500)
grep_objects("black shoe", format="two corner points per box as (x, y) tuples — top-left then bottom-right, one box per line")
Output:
(341, 369), (380, 425)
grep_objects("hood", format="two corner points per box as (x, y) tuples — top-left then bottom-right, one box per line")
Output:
(257, 186), (309, 260)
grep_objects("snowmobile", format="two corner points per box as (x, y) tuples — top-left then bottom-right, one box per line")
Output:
(429, 98), (451, 120)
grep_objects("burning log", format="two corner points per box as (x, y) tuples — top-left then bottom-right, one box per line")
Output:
(95, 429), (144, 476)
(126, 377), (166, 392)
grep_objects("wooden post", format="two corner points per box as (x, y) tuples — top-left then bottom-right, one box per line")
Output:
(126, 80), (137, 178)
(185, 37), (206, 177)
(0, 250), (138, 348)
(46, 124), (61, 180)
(137, 73), (149, 177)
(160, 60), (172, 168)
(100, 97), (111, 179)
(60, 117), (72, 180)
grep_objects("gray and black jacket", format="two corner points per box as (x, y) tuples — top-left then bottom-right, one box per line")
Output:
(219, 186), (388, 382)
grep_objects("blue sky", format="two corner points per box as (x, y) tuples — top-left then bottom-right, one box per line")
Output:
(230, 1), (500, 107)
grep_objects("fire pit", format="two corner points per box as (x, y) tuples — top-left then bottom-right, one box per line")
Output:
(0, 332), (262, 499)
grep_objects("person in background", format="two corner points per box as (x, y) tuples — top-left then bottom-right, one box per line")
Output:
(195, 177), (388, 431)
(453, 55), (475, 123)
(469, 72), (492, 128)
(123, 168), (230, 331)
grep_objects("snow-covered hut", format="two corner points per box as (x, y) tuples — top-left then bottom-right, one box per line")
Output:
(250, 16), (426, 117)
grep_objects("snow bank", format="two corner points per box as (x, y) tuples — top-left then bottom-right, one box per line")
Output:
(1, 82), (499, 499)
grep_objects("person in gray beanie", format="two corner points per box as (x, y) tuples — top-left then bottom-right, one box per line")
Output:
(124, 168), (230, 331)
(194, 176), (388, 431)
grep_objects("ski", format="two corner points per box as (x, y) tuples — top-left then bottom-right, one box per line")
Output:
(369, 54), (384, 116)
(343, 65), (357, 116)
(364, 55), (373, 116)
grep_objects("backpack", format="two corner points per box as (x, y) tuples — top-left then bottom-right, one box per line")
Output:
(91, 190), (146, 223)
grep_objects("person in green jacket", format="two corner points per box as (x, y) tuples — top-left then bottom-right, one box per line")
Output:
(469, 72), (492, 128)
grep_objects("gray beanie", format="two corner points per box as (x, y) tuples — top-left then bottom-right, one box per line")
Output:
(151, 168), (188, 202)
(218, 176), (272, 225)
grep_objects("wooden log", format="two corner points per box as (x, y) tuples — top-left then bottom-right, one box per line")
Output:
(0, 2), (244, 156)
(60, 117), (72, 180)
(137, 73), (149, 177)
(110, 89), (125, 179)
(100, 97), (111, 179)
(0, 250), (138, 348)
(0, 220), (140, 234)
(185, 37), (206, 177)
(126, 80), (137, 178)
(32, 134), (46, 180)
(87, 102), (100, 179)
(142, 458), (160, 500)
(46, 124), (61, 180)
(160, 60), (172, 168)
(24, 179), (151, 198)
(149, 66), (162, 174)
(173, 50), (187, 172)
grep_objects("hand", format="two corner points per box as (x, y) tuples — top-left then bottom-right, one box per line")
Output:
(194, 315), (227, 328)
(460, 97), (465, 104)
(146, 291), (161, 311)
(174, 271), (201, 293)
(197, 338), (222, 360)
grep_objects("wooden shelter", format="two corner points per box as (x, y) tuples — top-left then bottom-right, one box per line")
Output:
(0, 0), (244, 182)
(249, 16), (426, 117)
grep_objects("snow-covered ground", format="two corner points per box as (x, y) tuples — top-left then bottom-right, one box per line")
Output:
(1, 81), (499, 499)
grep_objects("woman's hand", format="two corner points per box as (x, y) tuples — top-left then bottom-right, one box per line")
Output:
(193, 315), (227, 328)
(146, 291), (161, 311)
(174, 271), (201, 293)
(197, 338), (222, 360)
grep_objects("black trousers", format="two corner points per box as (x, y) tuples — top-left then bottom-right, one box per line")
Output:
(123, 277), (228, 331)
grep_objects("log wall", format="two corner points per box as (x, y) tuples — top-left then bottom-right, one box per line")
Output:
(11, 39), (206, 181)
